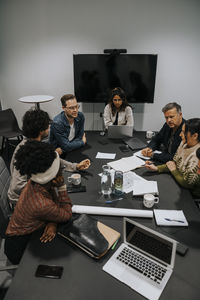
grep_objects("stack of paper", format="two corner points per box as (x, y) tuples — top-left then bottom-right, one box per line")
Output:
(132, 180), (158, 196)
(108, 156), (145, 173)
(154, 210), (188, 226)
(123, 171), (147, 193)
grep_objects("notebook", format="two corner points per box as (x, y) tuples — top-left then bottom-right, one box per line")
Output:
(107, 125), (133, 139)
(132, 180), (158, 196)
(154, 210), (188, 227)
(103, 218), (177, 300)
(123, 137), (147, 150)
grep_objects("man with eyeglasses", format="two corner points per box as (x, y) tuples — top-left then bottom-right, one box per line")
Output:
(49, 94), (86, 154)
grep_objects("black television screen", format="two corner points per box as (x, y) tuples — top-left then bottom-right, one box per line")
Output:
(73, 54), (157, 103)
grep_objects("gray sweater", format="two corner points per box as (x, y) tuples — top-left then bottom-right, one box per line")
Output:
(8, 138), (77, 205)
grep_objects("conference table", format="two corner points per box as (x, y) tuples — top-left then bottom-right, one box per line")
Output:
(4, 132), (200, 300)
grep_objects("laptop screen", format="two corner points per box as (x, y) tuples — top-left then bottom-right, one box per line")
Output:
(125, 219), (173, 265)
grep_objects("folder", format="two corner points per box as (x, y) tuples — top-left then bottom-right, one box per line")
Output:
(57, 214), (120, 259)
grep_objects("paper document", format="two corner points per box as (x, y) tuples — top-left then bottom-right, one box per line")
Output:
(72, 205), (153, 218)
(108, 156), (145, 172)
(133, 180), (158, 196)
(99, 170), (147, 193)
(123, 172), (147, 193)
(134, 150), (162, 160)
(96, 152), (116, 159)
(154, 210), (188, 226)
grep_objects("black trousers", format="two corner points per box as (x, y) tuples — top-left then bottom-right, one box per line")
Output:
(4, 234), (32, 265)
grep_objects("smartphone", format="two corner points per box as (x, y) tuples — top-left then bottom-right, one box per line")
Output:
(35, 264), (63, 279)
(119, 145), (130, 152)
(176, 242), (189, 256)
(67, 185), (86, 193)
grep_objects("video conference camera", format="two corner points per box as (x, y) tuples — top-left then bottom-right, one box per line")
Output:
(103, 49), (127, 55)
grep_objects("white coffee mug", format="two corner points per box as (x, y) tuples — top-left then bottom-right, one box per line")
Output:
(68, 173), (81, 185)
(146, 130), (155, 139)
(143, 193), (159, 208)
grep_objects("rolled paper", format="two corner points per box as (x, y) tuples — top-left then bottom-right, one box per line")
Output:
(72, 205), (153, 218)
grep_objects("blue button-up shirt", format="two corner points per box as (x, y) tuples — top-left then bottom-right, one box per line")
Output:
(49, 111), (85, 152)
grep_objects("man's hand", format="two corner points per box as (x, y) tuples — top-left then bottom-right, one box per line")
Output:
(40, 223), (57, 243)
(141, 147), (153, 157)
(77, 159), (91, 170)
(82, 133), (87, 144)
(56, 147), (63, 156)
(166, 161), (176, 172)
(145, 161), (158, 171)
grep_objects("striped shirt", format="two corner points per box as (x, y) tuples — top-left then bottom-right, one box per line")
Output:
(6, 180), (72, 236)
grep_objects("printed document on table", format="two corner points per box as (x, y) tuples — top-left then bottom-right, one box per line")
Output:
(123, 172), (147, 193)
(133, 180), (158, 196)
(154, 210), (188, 226)
(133, 150), (162, 160)
(96, 152), (116, 159)
(108, 156), (145, 172)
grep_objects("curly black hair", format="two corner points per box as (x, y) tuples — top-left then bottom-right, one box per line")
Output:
(108, 87), (131, 115)
(14, 140), (57, 177)
(22, 109), (50, 138)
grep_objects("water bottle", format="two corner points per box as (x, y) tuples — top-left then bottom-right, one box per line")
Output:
(101, 165), (112, 195)
(114, 170), (123, 195)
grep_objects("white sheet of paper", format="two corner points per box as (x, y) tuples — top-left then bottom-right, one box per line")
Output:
(96, 152), (116, 159)
(133, 150), (162, 160)
(123, 171), (147, 193)
(154, 210), (188, 226)
(133, 180), (158, 196)
(108, 156), (145, 172)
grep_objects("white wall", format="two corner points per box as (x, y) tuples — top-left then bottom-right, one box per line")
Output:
(0, 0), (199, 130)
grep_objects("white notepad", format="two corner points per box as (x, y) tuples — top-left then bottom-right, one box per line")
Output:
(133, 180), (158, 196)
(154, 210), (188, 226)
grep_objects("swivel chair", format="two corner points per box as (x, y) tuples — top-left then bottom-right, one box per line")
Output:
(0, 109), (23, 155)
(0, 156), (18, 290)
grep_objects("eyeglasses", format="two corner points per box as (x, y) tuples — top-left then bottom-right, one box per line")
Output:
(65, 104), (80, 111)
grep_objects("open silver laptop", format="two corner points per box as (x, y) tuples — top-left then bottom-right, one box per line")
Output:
(103, 218), (177, 300)
(107, 125), (133, 139)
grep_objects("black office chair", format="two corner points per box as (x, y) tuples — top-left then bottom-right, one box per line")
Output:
(0, 156), (18, 289)
(0, 109), (23, 155)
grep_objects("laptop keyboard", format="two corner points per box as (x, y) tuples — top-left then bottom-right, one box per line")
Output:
(116, 247), (166, 284)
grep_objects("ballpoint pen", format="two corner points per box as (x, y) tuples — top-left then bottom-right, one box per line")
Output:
(105, 198), (123, 204)
(164, 218), (185, 223)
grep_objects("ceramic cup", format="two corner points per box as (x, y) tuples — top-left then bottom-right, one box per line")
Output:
(143, 193), (159, 208)
(68, 173), (81, 186)
(146, 130), (155, 139)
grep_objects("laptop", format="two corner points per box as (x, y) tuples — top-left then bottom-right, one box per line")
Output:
(107, 125), (133, 139)
(103, 218), (177, 300)
(123, 137), (147, 150)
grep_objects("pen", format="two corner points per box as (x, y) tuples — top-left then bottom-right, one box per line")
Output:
(112, 239), (119, 250)
(165, 218), (185, 223)
(105, 198), (123, 204)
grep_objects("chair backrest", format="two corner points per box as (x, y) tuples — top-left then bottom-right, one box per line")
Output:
(0, 109), (21, 134)
(0, 156), (12, 238)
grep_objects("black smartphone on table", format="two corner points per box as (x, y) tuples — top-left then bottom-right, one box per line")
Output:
(35, 264), (63, 279)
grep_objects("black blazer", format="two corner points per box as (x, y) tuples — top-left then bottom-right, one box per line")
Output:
(148, 119), (185, 163)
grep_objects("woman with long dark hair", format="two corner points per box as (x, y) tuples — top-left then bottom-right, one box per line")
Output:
(103, 87), (134, 130)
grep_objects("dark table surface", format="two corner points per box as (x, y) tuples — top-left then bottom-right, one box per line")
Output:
(4, 131), (200, 300)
